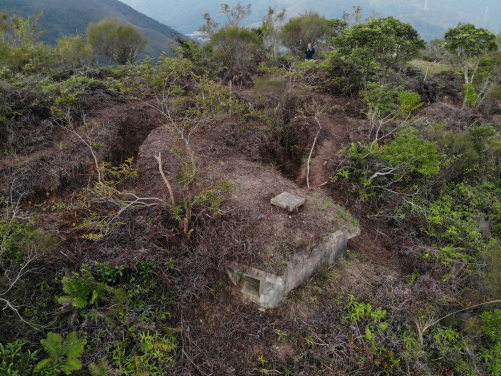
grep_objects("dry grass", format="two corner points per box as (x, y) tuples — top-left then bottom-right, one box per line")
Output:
(410, 59), (455, 75)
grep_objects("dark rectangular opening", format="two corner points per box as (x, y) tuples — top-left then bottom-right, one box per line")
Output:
(243, 275), (260, 297)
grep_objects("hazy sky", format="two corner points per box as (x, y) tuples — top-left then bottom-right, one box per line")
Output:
(119, 0), (501, 40)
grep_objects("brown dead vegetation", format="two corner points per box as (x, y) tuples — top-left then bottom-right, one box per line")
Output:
(136, 110), (357, 273)
(0, 95), (163, 200)
(1, 75), (481, 374)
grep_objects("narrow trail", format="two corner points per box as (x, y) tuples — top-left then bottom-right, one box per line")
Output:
(231, 87), (404, 275)
(307, 107), (404, 276)
(308, 114), (361, 188)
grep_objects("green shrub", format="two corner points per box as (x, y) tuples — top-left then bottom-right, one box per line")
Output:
(398, 90), (423, 114)
(109, 331), (177, 375)
(0, 340), (39, 376)
(463, 83), (480, 107)
(481, 310), (501, 375)
(210, 25), (262, 81)
(431, 122), (480, 178)
(362, 82), (400, 117)
(0, 219), (34, 263)
(377, 128), (440, 176)
(174, 36), (217, 76)
(55, 34), (94, 71)
(59, 75), (116, 95)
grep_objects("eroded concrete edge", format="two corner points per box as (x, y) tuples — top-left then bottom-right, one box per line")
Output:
(226, 226), (360, 308)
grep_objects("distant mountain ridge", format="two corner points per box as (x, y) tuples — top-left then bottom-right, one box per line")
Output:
(119, 0), (501, 41)
(2, 0), (182, 57)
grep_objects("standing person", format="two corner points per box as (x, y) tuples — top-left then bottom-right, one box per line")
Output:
(304, 42), (315, 61)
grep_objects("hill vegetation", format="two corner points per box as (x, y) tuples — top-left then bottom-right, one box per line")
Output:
(2, 0), (180, 58)
(1, 3), (501, 375)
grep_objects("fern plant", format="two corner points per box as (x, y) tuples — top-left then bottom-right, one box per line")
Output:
(89, 357), (119, 376)
(34, 332), (87, 375)
(57, 264), (108, 309)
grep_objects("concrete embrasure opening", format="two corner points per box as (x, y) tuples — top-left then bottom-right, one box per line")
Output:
(242, 276), (260, 297)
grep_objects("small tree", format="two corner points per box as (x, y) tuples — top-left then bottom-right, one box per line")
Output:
(333, 17), (426, 90)
(326, 18), (348, 37)
(174, 36), (217, 76)
(0, 10), (49, 72)
(342, 5), (364, 27)
(87, 17), (148, 65)
(0, 9), (44, 49)
(220, 2), (251, 27)
(198, 2), (251, 39)
(55, 34), (94, 71)
(259, 6), (287, 57)
(198, 12), (219, 40)
(210, 25), (261, 82)
(443, 23), (498, 85)
(280, 10), (331, 57)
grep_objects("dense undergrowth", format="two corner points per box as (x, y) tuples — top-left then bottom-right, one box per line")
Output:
(2, 5), (501, 376)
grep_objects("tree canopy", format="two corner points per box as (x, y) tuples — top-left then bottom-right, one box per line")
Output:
(333, 16), (426, 90)
(443, 23), (498, 84)
(86, 17), (148, 65)
(280, 10), (331, 57)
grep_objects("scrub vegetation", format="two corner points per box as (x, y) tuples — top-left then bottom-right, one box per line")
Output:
(1, 3), (501, 375)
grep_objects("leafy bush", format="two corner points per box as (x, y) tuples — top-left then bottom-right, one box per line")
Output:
(174, 36), (217, 76)
(398, 90), (423, 114)
(55, 34), (94, 71)
(109, 331), (177, 375)
(0, 219), (34, 264)
(210, 25), (263, 82)
(323, 55), (363, 95)
(0, 340), (39, 376)
(463, 83), (480, 107)
(431, 122), (481, 180)
(59, 75), (117, 96)
(347, 127), (439, 200)
(362, 82), (400, 117)
(377, 128), (439, 177)
(95, 262), (125, 285)
(481, 310), (501, 375)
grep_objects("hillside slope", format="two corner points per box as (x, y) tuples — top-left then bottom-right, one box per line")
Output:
(2, 0), (182, 57)
(119, 0), (501, 40)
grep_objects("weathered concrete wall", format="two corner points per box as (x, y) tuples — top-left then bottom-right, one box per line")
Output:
(226, 266), (285, 308)
(226, 226), (360, 308)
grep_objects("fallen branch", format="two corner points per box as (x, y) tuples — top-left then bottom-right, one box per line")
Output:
(307, 115), (322, 189)
(154, 152), (176, 208)
(413, 299), (501, 346)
